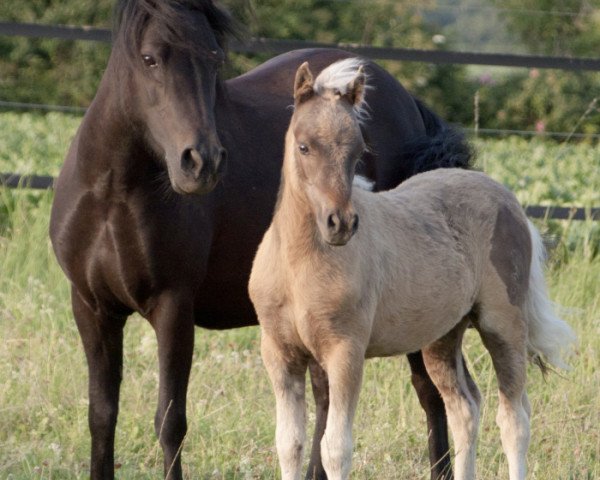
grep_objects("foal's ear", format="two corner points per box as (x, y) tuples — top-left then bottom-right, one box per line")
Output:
(294, 62), (314, 105)
(345, 66), (366, 107)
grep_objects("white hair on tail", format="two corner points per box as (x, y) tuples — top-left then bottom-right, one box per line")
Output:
(313, 57), (371, 124)
(524, 219), (577, 370)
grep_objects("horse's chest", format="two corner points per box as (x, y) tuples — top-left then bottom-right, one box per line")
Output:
(59, 193), (156, 313)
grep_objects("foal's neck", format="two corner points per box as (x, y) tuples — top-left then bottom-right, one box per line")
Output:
(272, 132), (323, 255)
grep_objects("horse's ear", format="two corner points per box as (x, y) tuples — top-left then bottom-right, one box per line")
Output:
(346, 66), (366, 107)
(294, 62), (314, 105)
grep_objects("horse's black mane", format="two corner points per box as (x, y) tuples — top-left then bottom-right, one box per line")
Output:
(114, 0), (239, 59)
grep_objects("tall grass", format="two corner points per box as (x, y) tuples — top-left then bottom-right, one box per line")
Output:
(0, 112), (598, 478)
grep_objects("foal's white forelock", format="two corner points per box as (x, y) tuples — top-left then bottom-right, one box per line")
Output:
(313, 57), (371, 124)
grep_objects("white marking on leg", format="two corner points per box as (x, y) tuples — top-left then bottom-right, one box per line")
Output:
(444, 390), (479, 480)
(321, 416), (354, 480)
(275, 376), (307, 480)
(261, 334), (307, 480)
(497, 393), (530, 480)
(320, 344), (365, 480)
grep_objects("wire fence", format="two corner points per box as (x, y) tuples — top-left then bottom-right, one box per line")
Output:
(1, 21), (598, 221)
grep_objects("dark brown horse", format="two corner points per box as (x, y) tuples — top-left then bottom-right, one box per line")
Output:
(49, 1), (471, 479)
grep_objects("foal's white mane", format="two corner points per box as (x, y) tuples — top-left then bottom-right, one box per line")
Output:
(313, 57), (371, 124)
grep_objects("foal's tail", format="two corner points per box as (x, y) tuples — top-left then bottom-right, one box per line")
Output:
(403, 97), (473, 177)
(524, 220), (577, 371)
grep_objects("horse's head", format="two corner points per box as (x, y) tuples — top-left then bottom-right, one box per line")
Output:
(289, 59), (367, 246)
(113, 0), (234, 195)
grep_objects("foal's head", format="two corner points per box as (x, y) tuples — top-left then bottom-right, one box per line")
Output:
(289, 59), (368, 246)
(112, 0), (235, 195)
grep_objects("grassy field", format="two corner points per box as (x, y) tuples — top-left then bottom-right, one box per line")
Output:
(0, 112), (598, 479)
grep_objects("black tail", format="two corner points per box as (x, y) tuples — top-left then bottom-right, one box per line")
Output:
(404, 97), (473, 177)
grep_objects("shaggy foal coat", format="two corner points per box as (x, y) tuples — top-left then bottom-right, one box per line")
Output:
(249, 59), (575, 480)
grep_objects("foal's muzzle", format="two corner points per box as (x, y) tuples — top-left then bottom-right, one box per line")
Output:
(174, 144), (227, 195)
(324, 209), (359, 246)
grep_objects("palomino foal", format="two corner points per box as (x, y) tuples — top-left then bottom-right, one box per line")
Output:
(249, 59), (575, 480)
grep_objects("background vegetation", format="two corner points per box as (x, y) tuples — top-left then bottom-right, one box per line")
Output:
(1, 0), (600, 133)
(0, 109), (598, 479)
(1, 0), (599, 478)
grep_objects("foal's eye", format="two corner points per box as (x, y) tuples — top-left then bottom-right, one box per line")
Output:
(142, 54), (158, 68)
(298, 144), (309, 155)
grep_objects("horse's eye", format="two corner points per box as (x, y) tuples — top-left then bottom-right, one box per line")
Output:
(298, 144), (309, 155)
(142, 54), (158, 68)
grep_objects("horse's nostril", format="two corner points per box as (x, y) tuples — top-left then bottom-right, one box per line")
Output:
(219, 148), (227, 164)
(181, 148), (203, 178)
(217, 148), (227, 175)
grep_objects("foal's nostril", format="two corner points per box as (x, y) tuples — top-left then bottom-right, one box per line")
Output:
(350, 214), (359, 234)
(327, 213), (340, 233)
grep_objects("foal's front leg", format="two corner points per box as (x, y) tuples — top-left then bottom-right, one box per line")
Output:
(306, 359), (329, 480)
(261, 334), (308, 480)
(321, 341), (365, 480)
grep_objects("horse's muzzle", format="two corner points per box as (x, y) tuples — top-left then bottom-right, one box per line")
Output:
(174, 145), (227, 195)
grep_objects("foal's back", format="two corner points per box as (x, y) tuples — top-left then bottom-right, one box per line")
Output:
(355, 168), (530, 357)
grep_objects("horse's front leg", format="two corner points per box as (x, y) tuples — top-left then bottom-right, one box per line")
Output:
(321, 341), (365, 480)
(306, 359), (329, 480)
(71, 288), (127, 480)
(149, 292), (195, 480)
(261, 333), (308, 480)
(407, 351), (453, 480)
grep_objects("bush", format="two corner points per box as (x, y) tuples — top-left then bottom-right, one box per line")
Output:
(475, 69), (600, 136)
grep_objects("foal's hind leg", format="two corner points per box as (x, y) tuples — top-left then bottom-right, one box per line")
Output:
(422, 320), (481, 480)
(476, 307), (530, 480)
(306, 359), (329, 480)
(262, 334), (308, 480)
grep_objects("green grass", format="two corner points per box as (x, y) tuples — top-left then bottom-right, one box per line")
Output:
(0, 112), (81, 177)
(0, 112), (599, 478)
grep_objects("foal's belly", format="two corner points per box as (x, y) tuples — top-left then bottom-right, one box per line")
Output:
(366, 298), (474, 358)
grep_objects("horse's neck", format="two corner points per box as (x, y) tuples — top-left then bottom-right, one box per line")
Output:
(74, 76), (148, 193)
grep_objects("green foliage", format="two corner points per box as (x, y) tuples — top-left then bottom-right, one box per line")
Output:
(0, 0), (112, 106)
(226, 0), (448, 96)
(494, 0), (600, 56)
(1, 1), (600, 135)
(0, 111), (80, 176)
(475, 69), (600, 134)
